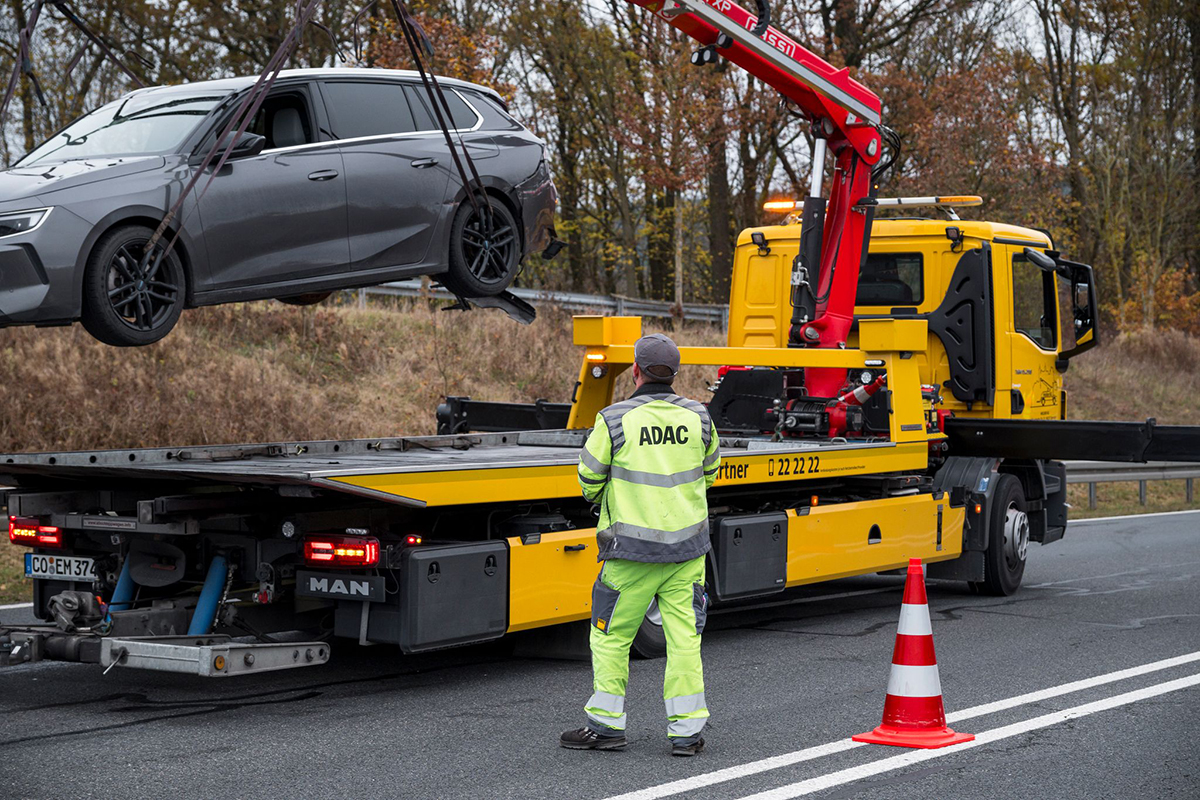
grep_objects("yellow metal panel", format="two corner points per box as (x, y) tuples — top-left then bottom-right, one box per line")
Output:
(507, 530), (598, 632)
(573, 316), (642, 347)
(859, 319), (928, 353)
(785, 495), (963, 585)
(326, 442), (931, 507)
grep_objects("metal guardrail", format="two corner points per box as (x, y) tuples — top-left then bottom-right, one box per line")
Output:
(348, 281), (731, 329)
(1064, 461), (1200, 509)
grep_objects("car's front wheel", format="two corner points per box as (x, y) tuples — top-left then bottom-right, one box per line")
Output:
(81, 225), (186, 347)
(442, 196), (520, 298)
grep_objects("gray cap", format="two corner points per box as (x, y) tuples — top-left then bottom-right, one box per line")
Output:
(635, 333), (681, 380)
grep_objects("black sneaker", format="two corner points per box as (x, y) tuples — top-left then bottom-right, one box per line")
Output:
(671, 737), (705, 757)
(560, 727), (628, 751)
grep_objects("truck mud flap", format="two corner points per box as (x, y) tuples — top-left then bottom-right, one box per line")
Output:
(99, 636), (330, 677)
(944, 418), (1200, 463)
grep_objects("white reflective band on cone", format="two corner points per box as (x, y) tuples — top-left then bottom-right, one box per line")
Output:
(896, 603), (933, 637)
(886, 663), (943, 698)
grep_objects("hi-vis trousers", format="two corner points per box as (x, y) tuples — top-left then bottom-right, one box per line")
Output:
(585, 556), (709, 742)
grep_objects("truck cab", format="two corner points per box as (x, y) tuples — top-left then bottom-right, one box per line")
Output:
(727, 207), (1099, 422)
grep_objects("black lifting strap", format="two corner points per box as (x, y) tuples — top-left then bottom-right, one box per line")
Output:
(389, 0), (493, 231)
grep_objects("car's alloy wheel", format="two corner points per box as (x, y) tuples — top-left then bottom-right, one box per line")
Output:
(82, 224), (186, 347)
(444, 196), (520, 298)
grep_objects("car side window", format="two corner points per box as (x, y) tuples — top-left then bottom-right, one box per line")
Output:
(245, 90), (315, 150)
(403, 85), (479, 131)
(321, 81), (416, 140)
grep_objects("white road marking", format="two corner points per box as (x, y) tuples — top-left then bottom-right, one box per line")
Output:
(736, 672), (1200, 799)
(0, 602), (33, 611)
(1070, 508), (1200, 525)
(603, 650), (1200, 800)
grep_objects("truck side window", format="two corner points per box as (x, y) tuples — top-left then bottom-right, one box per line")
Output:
(1012, 254), (1057, 349)
(857, 253), (923, 306)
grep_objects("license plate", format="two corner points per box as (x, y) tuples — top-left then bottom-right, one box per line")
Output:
(24, 553), (97, 583)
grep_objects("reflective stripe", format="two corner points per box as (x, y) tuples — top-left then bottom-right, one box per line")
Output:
(703, 450), (721, 469)
(664, 692), (707, 717)
(579, 449), (610, 476)
(896, 603), (933, 636)
(667, 715), (707, 738)
(586, 691), (627, 730)
(661, 395), (713, 449)
(600, 397), (657, 453)
(885, 663), (943, 698)
(579, 474), (607, 486)
(608, 518), (709, 545)
(610, 464), (705, 488)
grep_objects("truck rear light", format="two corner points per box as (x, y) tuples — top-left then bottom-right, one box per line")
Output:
(303, 535), (379, 568)
(8, 517), (63, 548)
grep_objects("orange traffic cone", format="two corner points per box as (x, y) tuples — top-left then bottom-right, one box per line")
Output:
(853, 558), (975, 749)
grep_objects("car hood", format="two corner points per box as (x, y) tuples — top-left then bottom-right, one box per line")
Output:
(0, 156), (166, 203)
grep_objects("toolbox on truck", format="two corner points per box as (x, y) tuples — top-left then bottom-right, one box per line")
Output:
(709, 513), (789, 601)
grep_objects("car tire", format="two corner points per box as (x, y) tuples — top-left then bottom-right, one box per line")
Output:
(442, 195), (520, 298)
(971, 474), (1028, 596)
(81, 225), (186, 347)
(277, 292), (333, 307)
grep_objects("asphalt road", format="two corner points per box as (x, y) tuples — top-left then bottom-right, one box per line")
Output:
(1, 510), (1198, 800)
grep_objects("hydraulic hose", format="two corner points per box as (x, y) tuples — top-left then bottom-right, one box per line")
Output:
(752, 0), (771, 36)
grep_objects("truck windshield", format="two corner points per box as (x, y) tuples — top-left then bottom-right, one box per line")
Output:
(1012, 253), (1058, 349)
(18, 90), (227, 166)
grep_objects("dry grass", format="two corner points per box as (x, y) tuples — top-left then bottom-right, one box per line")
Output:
(0, 300), (724, 452)
(0, 547), (22, 605)
(1067, 480), (1200, 520)
(1065, 328), (1200, 424)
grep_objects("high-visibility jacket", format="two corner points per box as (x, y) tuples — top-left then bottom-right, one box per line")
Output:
(578, 383), (720, 563)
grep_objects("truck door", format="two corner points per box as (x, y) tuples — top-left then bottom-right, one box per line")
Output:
(1005, 246), (1063, 419)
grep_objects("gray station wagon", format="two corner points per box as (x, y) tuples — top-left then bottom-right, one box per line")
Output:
(0, 68), (558, 346)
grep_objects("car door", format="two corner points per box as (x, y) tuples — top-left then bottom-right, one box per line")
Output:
(317, 79), (455, 271)
(193, 83), (350, 290)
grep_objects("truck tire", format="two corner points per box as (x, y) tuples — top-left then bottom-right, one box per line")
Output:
(972, 473), (1028, 596)
(632, 599), (667, 659)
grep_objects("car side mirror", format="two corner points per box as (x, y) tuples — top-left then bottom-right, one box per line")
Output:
(227, 131), (266, 160)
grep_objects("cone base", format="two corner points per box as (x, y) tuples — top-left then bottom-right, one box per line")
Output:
(852, 724), (975, 750)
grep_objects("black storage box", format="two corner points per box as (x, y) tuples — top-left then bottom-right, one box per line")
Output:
(398, 540), (508, 654)
(709, 513), (788, 601)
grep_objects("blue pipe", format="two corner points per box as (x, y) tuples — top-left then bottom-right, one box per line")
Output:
(187, 554), (228, 636)
(108, 553), (135, 613)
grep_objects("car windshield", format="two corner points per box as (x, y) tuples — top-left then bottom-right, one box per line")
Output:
(18, 90), (228, 166)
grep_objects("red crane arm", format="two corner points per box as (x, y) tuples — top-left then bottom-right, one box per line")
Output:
(626, 0), (886, 397)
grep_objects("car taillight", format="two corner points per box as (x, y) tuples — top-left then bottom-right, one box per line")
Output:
(8, 517), (63, 548)
(303, 535), (379, 568)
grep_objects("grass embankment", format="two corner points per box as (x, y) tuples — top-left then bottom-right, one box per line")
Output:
(0, 307), (1197, 603)
(1064, 328), (1200, 519)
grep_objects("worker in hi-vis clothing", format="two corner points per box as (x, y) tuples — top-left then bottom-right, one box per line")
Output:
(560, 333), (720, 757)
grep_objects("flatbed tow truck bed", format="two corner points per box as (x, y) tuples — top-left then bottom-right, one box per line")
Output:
(0, 431), (919, 509)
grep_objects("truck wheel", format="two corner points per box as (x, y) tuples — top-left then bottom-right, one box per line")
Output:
(442, 196), (519, 298)
(81, 225), (186, 347)
(631, 598), (667, 659)
(972, 474), (1028, 596)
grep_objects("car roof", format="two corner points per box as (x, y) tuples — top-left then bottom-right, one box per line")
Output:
(125, 68), (504, 104)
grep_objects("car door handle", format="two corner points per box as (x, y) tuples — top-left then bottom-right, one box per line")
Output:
(307, 170), (339, 182)
(411, 158), (439, 169)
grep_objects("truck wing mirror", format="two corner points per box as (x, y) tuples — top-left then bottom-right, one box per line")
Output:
(1023, 246), (1057, 272)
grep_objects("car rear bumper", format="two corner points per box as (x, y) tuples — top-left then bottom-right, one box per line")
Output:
(515, 160), (557, 258)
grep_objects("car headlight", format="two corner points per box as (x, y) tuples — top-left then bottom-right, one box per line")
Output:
(0, 208), (51, 239)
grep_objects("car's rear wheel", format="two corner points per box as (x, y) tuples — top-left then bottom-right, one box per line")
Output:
(81, 225), (186, 347)
(443, 196), (520, 297)
(277, 292), (333, 307)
